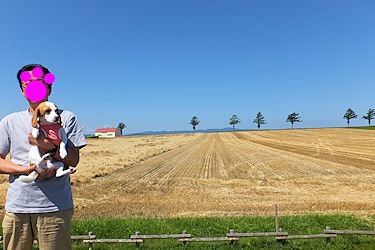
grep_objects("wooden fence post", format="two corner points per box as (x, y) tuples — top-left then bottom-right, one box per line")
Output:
(88, 232), (93, 250)
(229, 230), (235, 245)
(134, 231), (140, 247)
(275, 204), (279, 232)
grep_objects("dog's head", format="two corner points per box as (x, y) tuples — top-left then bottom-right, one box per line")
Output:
(32, 101), (61, 128)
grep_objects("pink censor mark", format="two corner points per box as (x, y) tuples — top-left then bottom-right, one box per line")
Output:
(25, 81), (47, 103)
(44, 73), (55, 84)
(20, 68), (55, 85)
(20, 71), (31, 82)
(32, 67), (43, 78)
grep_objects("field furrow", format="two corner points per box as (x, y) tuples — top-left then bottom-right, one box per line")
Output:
(64, 128), (375, 218)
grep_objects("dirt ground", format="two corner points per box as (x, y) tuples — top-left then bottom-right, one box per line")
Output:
(1, 128), (375, 218)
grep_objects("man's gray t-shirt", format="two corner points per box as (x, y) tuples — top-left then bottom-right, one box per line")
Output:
(0, 109), (86, 213)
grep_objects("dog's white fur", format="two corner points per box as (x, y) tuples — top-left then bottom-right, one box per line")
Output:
(31, 101), (68, 159)
(19, 101), (72, 183)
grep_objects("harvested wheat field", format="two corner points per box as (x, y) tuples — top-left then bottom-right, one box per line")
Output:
(1, 128), (375, 218)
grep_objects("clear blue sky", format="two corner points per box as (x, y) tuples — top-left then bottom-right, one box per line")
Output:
(1, 1), (374, 134)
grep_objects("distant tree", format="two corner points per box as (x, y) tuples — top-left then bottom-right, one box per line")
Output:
(118, 122), (126, 135)
(253, 112), (266, 129)
(286, 112), (302, 129)
(229, 114), (240, 131)
(190, 116), (200, 131)
(362, 108), (375, 126)
(343, 108), (357, 127)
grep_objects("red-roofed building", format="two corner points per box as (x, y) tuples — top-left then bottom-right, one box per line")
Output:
(95, 128), (121, 138)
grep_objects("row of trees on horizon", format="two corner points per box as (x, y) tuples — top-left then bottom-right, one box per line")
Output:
(114, 108), (375, 135)
(190, 108), (375, 131)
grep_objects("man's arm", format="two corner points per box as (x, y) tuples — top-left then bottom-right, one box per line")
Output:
(0, 154), (36, 175)
(28, 133), (80, 167)
(53, 146), (80, 167)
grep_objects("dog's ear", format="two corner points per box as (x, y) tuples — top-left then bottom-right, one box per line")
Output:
(57, 107), (62, 124)
(32, 103), (43, 128)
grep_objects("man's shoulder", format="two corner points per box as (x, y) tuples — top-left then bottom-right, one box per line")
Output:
(57, 109), (86, 148)
(59, 109), (76, 119)
(1, 110), (28, 123)
(58, 109), (80, 127)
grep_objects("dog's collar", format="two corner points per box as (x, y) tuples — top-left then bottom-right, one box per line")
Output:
(39, 121), (59, 126)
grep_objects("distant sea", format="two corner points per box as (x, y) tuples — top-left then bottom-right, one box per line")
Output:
(85, 127), (242, 137)
(84, 125), (355, 138)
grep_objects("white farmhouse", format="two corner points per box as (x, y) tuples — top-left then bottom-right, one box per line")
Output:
(95, 128), (121, 138)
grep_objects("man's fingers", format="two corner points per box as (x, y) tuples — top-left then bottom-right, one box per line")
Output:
(29, 164), (37, 172)
(28, 133), (38, 146)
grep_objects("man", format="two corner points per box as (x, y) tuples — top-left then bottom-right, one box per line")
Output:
(0, 64), (86, 250)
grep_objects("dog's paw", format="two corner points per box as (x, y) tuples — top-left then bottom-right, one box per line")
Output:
(59, 148), (68, 159)
(41, 153), (51, 161)
(32, 128), (39, 138)
(19, 171), (39, 183)
(36, 165), (47, 174)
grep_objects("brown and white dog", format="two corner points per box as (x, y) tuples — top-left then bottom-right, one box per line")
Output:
(19, 101), (72, 183)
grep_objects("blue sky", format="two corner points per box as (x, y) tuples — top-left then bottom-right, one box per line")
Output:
(1, 1), (374, 134)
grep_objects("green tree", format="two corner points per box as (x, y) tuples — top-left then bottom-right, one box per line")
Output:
(362, 108), (375, 126)
(229, 114), (240, 131)
(118, 122), (126, 136)
(343, 108), (357, 127)
(286, 112), (302, 129)
(190, 116), (200, 131)
(253, 112), (266, 129)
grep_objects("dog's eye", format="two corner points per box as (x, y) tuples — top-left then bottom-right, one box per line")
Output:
(46, 110), (51, 114)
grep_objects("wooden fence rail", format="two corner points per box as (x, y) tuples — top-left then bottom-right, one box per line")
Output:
(130, 231), (192, 239)
(324, 227), (375, 236)
(71, 232), (97, 241)
(0, 232), (96, 245)
(179, 237), (240, 244)
(2, 205), (374, 249)
(227, 230), (289, 238)
(276, 234), (337, 241)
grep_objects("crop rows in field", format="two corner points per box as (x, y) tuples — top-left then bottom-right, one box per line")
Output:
(73, 128), (375, 218)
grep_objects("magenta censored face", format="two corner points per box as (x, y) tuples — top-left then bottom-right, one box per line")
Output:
(21, 67), (55, 103)
(20, 67), (55, 85)
(25, 80), (47, 103)
(20, 71), (31, 82)
(32, 67), (43, 78)
(44, 73), (55, 84)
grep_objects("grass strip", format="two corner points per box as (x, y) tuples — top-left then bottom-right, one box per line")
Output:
(69, 214), (375, 249)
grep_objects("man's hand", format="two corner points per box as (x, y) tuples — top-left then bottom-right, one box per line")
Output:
(24, 164), (37, 175)
(37, 168), (57, 180)
(28, 132), (55, 151)
(0, 158), (37, 175)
